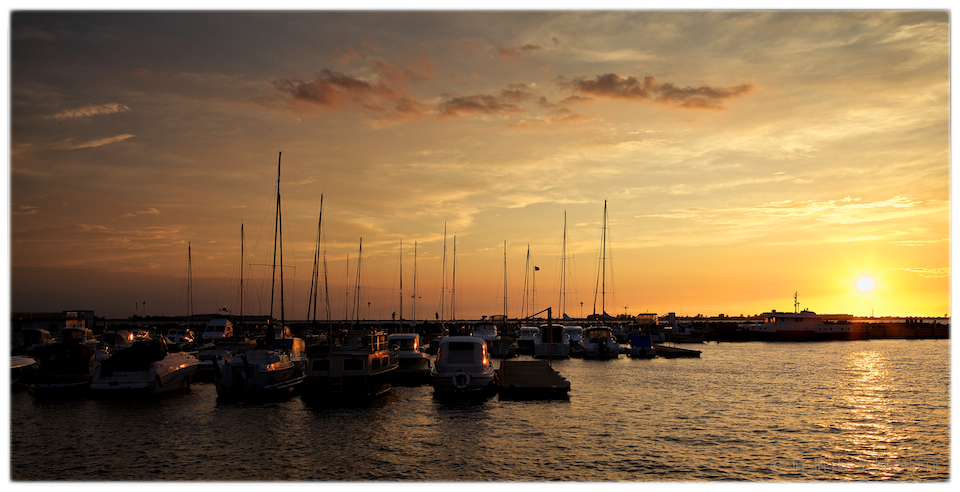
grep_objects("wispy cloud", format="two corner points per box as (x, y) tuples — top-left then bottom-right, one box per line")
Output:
(274, 69), (398, 110)
(52, 134), (136, 150)
(498, 44), (542, 59)
(437, 83), (537, 118)
(900, 267), (949, 278)
(563, 74), (753, 109)
(11, 205), (38, 216)
(50, 103), (130, 120)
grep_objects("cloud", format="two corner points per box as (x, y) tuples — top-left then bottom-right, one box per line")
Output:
(274, 69), (398, 111)
(50, 103), (130, 120)
(11, 206), (38, 216)
(378, 97), (434, 123)
(565, 74), (753, 109)
(498, 44), (542, 59)
(900, 267), (949, 278)
(53, 134), (136, 150)
(334, 48), (359, 65)
(438, 94), (525, 118)
(403, 54), (436, 83)
(138, 208), (160, 215)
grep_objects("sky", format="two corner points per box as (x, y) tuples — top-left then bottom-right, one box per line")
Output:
(5, 9), (952, 321)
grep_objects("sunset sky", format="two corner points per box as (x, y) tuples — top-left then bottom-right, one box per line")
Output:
(6, 9), (951, 321)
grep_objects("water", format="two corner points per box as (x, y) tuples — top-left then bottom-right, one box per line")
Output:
(9, 339), (949, 481)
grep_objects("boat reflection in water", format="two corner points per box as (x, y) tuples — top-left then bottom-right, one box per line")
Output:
(430, 336), (498, 397)
(302, 329), (399, 402)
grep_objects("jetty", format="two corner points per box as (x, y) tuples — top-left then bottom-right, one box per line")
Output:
(653, 344), (702, 358)
(497, 360), (570, 400)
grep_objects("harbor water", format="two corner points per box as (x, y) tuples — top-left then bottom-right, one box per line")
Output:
(9, 339), (949, 481)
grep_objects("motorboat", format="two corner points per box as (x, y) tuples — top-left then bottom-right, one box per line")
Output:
(387, 332), (431, 384)
(430, 336), (497, 396)
(564, 325), (584, 356)
(60, 326), (98, 349)
(90, 336), (200, 395)
(534, 324), (571, 359)
(10, 356), (37, 385)
(516, 325), (539, 355)
(200, 317), (234, 343)
(472, 320), (516, 359)
(629, 334), (656, 359)
(14, 328), (55, 356)
(31, 342), (100, 397)
(166, 327), (194, 349)
(581, 326), (620, 359)
(302, 330), (399, 401)
(213, 326), (306, 399)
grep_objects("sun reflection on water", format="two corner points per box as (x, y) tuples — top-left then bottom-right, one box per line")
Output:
(824, 349), (915, 479)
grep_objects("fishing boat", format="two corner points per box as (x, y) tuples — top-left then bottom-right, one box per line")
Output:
(581, 325), (620, 359)
(387, 332), (431, 384)
(90, 336), (200, 395)
(302, 329), (399, 400)
(430, 336), (498, 396)
(534, 323), (571, 359)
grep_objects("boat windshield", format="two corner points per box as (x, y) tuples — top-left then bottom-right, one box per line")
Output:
(445, 342), (477, 364)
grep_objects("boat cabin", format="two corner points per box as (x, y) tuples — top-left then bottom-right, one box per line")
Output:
(435, 337), (490, 371)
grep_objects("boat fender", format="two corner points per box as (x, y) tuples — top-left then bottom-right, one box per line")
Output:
(452, 373), (470, 389)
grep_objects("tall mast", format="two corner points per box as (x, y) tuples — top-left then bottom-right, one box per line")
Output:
(239, 225), (243, 336)
(503, 240), (508, 320)
(412, 241), (418, 324)
(308, 195), (323, 330)
(322, 250), (331, 331)
(521, 244), (530, 318)
(399, 238), (403, 323)
(270, 152), (281, 322)
(343, 254), (350, 320)
(559, 211), (567, 318)
(440, 221), (446, 322)
(593, 200), (608, 316)
(187, 241), (193, 332)
(353, 239), (363, 322)
(451, 235), (457, 322)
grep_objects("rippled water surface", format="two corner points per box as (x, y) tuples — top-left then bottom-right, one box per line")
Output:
(9, 339), (949, 481)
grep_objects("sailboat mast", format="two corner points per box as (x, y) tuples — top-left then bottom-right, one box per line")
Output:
(602, 200), (607, 317)
(559, 211), (567, 318)
(412, 241), (418, 324)
(308, 195), (323, 329)
(353, 239), (363, 322)
(440, 221), (446, 322)
(322, 250), (331, 331)
(522, 244), (530, 318)
(270, 152), (280, 321)
(278, 154), (285, 331)
(187, 242), (193, 332)
(451, 235), (457, 322)
(503, 240), (508, 320)
(240, 224), (243, 336)
(399, 238), (403, 323)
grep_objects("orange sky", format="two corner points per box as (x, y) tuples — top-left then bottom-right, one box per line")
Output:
(6, 10), (951, 320)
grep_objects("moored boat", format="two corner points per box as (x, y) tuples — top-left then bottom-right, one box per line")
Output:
(90, 336), (199, 395)
(516, 325), (539, 355)
(430, 336), (498, 396)
(387, 332), (431, 384)
(581, 326), (620, 359)
(628, 334), (657, 359)
(302, 329), (399, 401)
(212, 325), (305, 399)
(534, 324), (571, 359)
(31, 342), (99, 398)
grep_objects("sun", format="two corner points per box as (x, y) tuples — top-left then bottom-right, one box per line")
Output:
(856, 275), (876, 293)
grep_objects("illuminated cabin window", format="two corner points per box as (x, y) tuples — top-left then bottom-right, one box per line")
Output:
(343, 358), (364, 371)
(311, 359), (331, 372)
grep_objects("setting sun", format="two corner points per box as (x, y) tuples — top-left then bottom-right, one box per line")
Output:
(856, 276), (877, 293)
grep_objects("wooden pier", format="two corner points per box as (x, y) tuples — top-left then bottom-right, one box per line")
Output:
(654, 344), (702, 358)
(497, 360), (570, 400)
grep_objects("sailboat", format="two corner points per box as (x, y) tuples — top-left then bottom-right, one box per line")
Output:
(582, 200), (622, 359)
(214, 152), (305, 398)
(535, 213), (572, 359)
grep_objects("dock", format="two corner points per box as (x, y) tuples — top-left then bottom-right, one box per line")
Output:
(654, 344), (702, 358)
(497, 360), (570, 400)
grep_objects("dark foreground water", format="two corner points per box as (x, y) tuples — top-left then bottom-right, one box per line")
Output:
(8, 339), (950, 481)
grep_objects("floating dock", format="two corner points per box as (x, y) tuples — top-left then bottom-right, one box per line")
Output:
(654, 344), (702, 358)
(497, 360), (570, 400)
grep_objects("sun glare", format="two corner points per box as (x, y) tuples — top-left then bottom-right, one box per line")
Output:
(856, 276), (876, 293)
